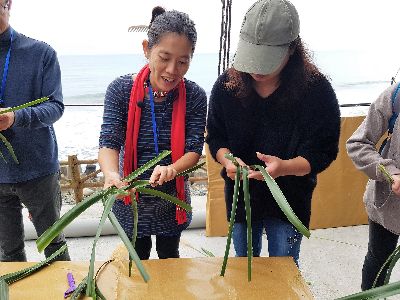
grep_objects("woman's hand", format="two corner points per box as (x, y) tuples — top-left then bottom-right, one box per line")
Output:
(248, 152), (285, 180)
(103, 171), (130, 199)
(392, 175), (400, 196)
(149, 165), (177, 186)
(0, 109), (15, 131)
(224, 157), (247, 180)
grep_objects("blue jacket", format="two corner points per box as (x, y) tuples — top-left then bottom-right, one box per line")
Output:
(0, 27), (64, 183)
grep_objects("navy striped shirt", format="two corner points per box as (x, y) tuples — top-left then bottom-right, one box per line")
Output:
(99, 74), (207, 236)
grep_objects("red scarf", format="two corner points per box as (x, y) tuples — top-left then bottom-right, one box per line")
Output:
(123, 65), (187, 225)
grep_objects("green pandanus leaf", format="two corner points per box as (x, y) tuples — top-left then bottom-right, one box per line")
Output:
(201, 248), (215, 257)
(107, 211), (149, 282)
(0, 245), (68, 299)
(86, 194), (117, 297)
(242, 167), (252, 282)
(129, 198), (138, 277)
(36, 152), (202, 285)
(136, 187), (192, 211)
(95, 283), (107, 300)
(176, 161), (206, 177)
(123, 150), (171, 182)
(253, 165), (310, 238)
(36, 188), (110, 252)
(0, 279), (9, 300)
(136, 186), (192, 211)
(379, 164), (394, 184)
(71, 276), (88, 300)
(0, 244), (67, 284)
(0, 149), (6, 163)
(221, 166), (241, 277)
(0, 132), (18, 164)
(0, 97), (49, 115)
(372, 244), (400, 288)
(36, 180), (149, 253)
(384, 246), (400, 285)
(337, 281), (400, 300)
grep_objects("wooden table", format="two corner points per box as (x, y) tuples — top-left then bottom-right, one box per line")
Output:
(0, 257), (313, 299)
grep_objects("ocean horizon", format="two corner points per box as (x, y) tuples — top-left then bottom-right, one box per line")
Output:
(55, 51), (398, 160)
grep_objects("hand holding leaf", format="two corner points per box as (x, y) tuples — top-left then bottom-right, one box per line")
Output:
(0, 109), (14, 131)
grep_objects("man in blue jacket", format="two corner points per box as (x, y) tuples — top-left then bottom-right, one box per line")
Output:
(0, 0), (70, 261)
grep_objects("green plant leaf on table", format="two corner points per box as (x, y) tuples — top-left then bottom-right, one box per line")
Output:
(0, 279), (8, 300)
(0, 244), (68, 299)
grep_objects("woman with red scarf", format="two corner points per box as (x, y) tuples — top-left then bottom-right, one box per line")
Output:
(98, 7), (207, 259)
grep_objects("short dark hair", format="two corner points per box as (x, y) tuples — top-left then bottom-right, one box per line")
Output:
(147, 8), (197, 55)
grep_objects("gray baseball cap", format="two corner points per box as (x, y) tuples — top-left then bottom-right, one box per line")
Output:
(232, 0), (300, 75)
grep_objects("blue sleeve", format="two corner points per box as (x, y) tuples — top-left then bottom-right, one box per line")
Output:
(99, 75), (131, 150)
(13, 48), (64, 128)
(185, 81), (207, 155)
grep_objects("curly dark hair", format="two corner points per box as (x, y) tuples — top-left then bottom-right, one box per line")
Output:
(147, 7), (197, 55)
(225, 37), (323, 100)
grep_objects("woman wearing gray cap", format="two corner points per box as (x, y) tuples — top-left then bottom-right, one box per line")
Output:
(206, 0), (340, 266)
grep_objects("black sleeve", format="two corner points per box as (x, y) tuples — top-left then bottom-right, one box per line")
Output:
(296, 76), (341, 174)
(205, 74), (230, 160)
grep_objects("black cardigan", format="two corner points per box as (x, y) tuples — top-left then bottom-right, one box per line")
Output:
(206, 72), (341, 226)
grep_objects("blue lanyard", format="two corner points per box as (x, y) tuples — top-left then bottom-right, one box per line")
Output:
(0, 28), (13, 105)
(148, 85), (159, 155)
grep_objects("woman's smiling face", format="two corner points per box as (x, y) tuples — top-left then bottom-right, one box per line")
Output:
(143, 32), (192, 92)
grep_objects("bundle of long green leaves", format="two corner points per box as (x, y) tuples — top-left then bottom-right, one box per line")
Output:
(0, 150), (203, 299)
(220, 153), (310, 282)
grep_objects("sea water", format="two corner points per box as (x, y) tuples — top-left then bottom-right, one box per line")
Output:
(55, 51), (399, 160)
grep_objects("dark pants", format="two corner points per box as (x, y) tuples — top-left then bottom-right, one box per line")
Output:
(0, 173), (70, 261)
(134, 235), (181, 260)
(361, 219), (399, 290)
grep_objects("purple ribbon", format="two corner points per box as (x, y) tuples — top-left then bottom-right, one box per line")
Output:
(64, 272), (76, 298)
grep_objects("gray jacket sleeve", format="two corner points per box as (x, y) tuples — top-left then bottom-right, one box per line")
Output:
(346, 84), (400, 181)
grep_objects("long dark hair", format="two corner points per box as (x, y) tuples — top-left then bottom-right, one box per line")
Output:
(225, 37), (323, 100)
